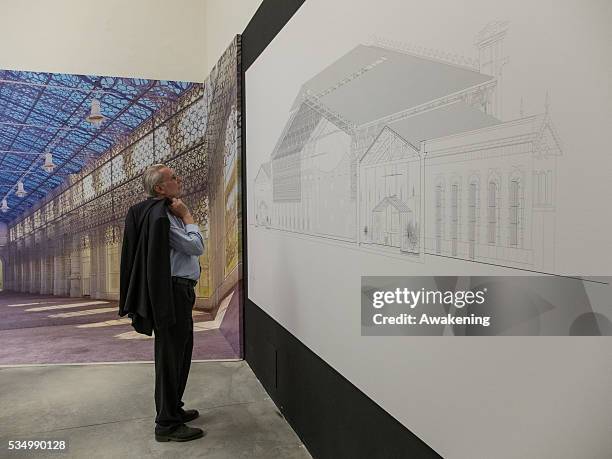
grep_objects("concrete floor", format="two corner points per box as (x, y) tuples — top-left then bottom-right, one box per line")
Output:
(0, 361), (311, 459)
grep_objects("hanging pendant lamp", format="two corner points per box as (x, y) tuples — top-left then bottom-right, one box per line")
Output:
(1, 198), (9, 212)
(43, 152), (55, 172)
(16, 180), (26, 198)
(86, 98), (105, 128)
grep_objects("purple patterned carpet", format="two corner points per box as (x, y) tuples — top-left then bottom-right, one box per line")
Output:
(0, 290), (241, 365)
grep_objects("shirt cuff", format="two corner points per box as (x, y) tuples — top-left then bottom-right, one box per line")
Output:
(184, 223), (200, 233)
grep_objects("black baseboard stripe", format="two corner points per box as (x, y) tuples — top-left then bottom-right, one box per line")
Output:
(245, 298), (442, 459)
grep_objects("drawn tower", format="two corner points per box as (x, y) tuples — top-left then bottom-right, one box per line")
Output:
(474, 21), (509, 119)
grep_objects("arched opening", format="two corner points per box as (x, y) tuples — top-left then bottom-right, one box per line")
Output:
(372, 196), (412, 250)
(450, 181), (460, 257)
(468, 178), (479, 259)
(488, 179), (500, 245)
(509, 175), (523, 248)
(257, 201), (270, 226)
(81, 236), (91, 297)
(435, 179), (445, 254)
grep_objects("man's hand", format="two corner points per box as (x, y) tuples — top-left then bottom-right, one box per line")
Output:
(169, 198), (195, 225)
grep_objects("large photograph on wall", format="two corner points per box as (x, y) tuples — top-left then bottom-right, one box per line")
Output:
(246, 1), (611, 457)
(0, 36), (242, 364)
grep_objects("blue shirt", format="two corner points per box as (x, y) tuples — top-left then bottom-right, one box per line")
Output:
(166, 210), (204, 281)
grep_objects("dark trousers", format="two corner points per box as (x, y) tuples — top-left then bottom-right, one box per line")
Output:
(154, 281), (195, 433)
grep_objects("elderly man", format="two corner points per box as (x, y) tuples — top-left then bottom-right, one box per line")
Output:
(119, 164), (205, 442)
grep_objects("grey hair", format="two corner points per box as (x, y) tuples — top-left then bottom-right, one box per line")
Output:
(142, 164), (167, 197)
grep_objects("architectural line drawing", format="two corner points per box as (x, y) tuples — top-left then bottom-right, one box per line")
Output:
(252, 22), (562, 272)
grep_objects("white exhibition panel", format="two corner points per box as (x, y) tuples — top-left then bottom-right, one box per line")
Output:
(246, 1), (612, 457)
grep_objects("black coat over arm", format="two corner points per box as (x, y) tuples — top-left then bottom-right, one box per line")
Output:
(118, 198), (175, 335)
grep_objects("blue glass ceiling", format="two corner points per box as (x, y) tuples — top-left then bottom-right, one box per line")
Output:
(0, 69), (196, 222)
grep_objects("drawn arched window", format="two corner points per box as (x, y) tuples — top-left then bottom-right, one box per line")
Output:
(487, 179), (499, 244)
(509, 175), (523, 247)
(435, 179), (445, 254)
(450, 180), (460, 257)
(535, 170), (553, 206)
(468, 178), (479, 259)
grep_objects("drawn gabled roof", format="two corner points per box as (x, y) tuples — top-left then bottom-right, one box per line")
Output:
(533, 114), (563, 156)
(291, 45), (493, 125)
(360, 127), (420, 165)
(387, 101), (500, 146)
(372, 195), (412, 213)
(255, 161), (271, 183)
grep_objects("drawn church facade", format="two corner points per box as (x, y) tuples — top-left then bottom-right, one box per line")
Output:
(254, 22), (562, 271)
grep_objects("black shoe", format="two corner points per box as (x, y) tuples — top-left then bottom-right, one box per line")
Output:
(181, 409), (199, 423)
(155, 424), (204, 442)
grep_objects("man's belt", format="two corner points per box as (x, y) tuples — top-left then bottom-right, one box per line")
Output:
(171, 276), (198, 288)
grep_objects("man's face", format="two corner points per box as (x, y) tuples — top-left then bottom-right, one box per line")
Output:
(155, 167), (181, 198)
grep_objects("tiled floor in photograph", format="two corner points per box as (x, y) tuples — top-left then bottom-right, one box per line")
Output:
(0, 290), (241, 365)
